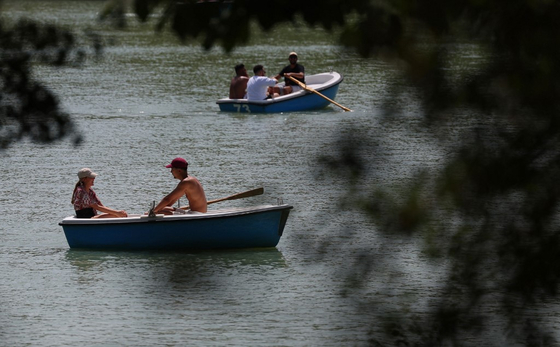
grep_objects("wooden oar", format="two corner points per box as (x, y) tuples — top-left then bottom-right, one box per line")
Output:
(179, 187), (264, 210)
(286, 75), (352, 112)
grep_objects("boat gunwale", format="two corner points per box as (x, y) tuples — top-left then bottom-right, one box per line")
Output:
(59, 204), (293, 226)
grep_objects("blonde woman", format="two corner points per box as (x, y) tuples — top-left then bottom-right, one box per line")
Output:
(71, 168), (128, 218)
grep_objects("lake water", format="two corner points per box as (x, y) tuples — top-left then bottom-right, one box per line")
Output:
(0, 1), (544, 346)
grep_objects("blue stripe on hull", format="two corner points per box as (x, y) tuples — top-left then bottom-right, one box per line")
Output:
(218, 84), (340, 113)
(61, 207), (291, 250)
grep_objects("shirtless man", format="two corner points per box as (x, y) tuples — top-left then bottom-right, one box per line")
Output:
(152, 157), (208, 214)
(229, 63), (249, 99)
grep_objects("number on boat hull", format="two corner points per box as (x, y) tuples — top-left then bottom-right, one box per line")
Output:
(233, 104), (251, 113)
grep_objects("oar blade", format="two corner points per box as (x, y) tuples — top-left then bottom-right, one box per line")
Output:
(286, 76), (351, 112)
(226, 187), (264, 200)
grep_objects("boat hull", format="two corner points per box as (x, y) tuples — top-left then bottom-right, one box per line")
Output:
(59, 204), (292, 250)
(217, 72), (343, 113)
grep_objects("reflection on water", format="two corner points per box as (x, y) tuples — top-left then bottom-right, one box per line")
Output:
(63, 248), (289, 298)
(64, 248), (288, 272)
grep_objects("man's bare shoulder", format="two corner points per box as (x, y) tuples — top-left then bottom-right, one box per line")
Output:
(179, 176), (202, 187)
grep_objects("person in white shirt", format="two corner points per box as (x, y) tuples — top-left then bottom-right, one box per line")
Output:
(246, 65), (279, 100)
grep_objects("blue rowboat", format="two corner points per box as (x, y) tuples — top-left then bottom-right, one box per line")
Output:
(217, 72), (343, 113)
(59, 204), (293, 250)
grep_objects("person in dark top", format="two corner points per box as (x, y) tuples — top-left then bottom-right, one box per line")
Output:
(274, 52), (305, 95)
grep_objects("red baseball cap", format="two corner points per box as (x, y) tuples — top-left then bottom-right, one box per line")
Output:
(165, 157), (188, 168)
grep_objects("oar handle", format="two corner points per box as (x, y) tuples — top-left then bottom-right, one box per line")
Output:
(286, 76), (352, 112)
(180, 187), (264, 210)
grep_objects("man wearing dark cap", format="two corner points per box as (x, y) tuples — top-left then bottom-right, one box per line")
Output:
(274, 52), (305, 95)
(152, 157), (208, 214)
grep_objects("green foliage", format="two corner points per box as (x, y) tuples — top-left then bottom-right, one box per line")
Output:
(118, 1), (560, 344)
(0, 17), (94, 148)
(87, 0), (560, 344)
